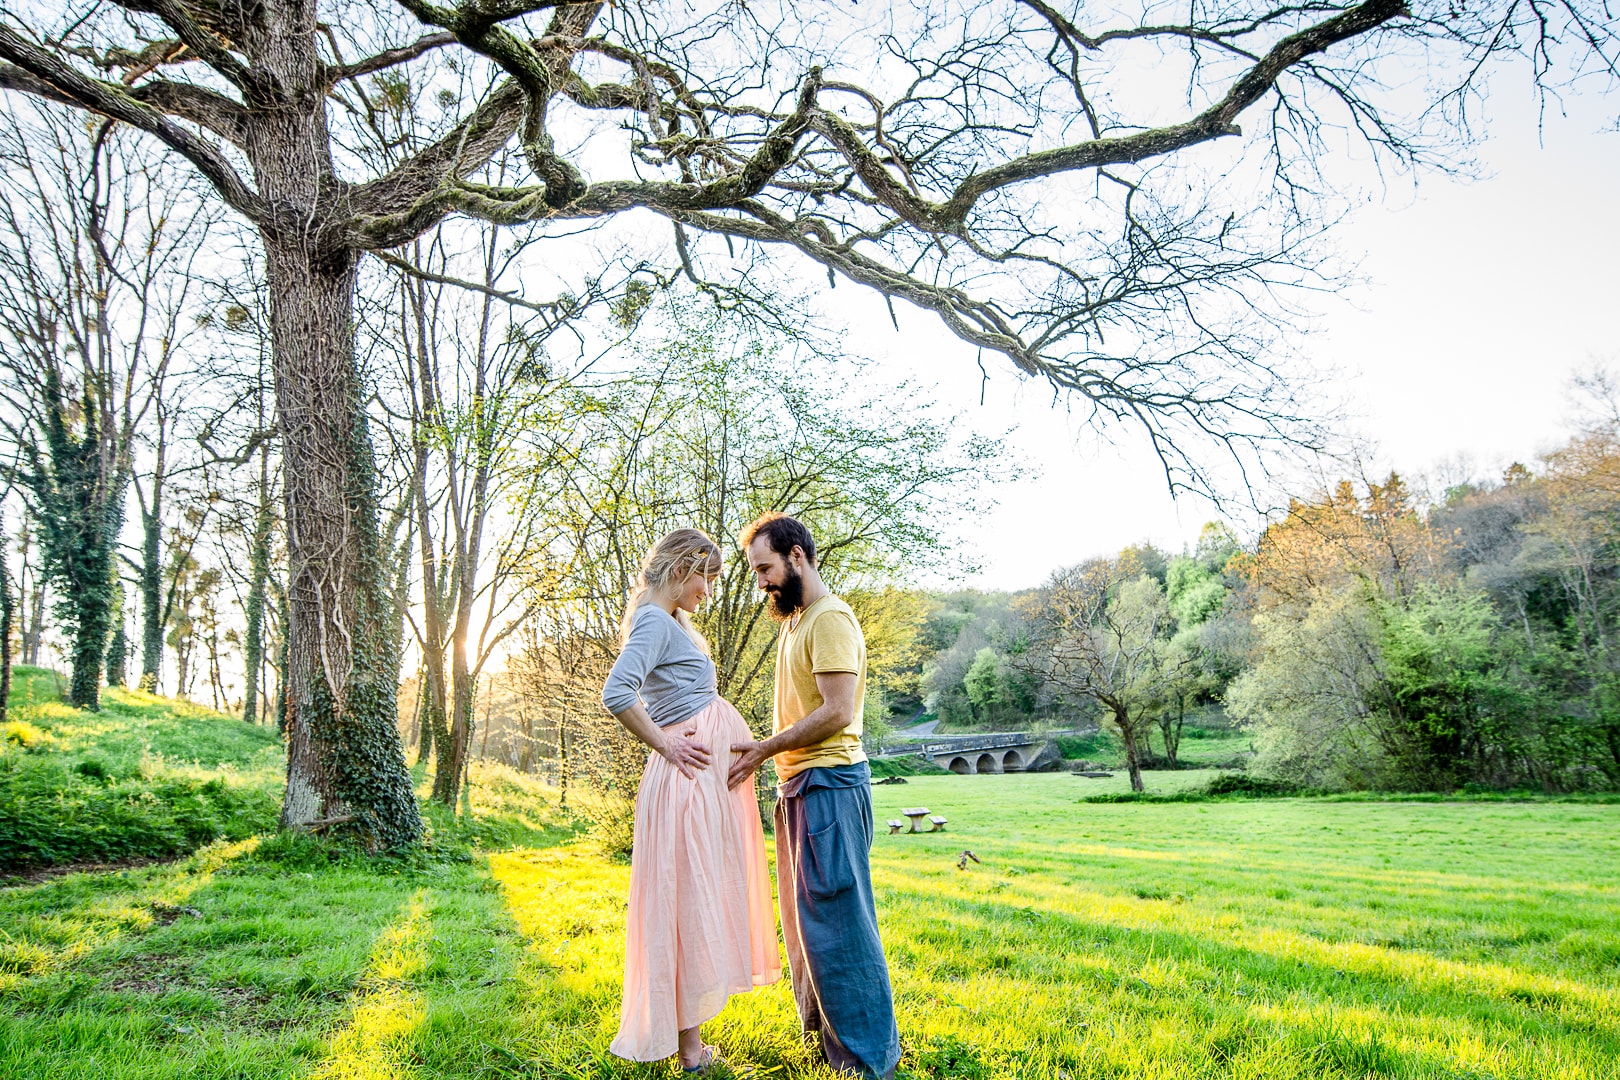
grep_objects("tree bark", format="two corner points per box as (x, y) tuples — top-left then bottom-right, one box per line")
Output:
(413, 439), (453, 802)
(136, 436), (166, 692)
(273, 578), (289, 732)
(242, 444), (273, 723)
(0, 528), (13, 723)
(445, 542), (481, 805)
(18, 520), (42, 669)
(267, 237), (420, 846)
(105, 584), (128, 688)
(1117, 707), (1145, 792)
(239, 4), (418, 847)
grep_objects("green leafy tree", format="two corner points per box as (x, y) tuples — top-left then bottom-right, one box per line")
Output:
(963, 647), (1005, 722)
(1019, 560), (1190, 791)
(1166, 557), (1226, 628)
(1373, 586), (1528, 789)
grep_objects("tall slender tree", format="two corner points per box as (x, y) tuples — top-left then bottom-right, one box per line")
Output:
(0, 517), (14, 722)
(0, 106), (207, 709)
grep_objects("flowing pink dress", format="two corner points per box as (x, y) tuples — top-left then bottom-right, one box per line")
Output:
(610, 697), (779, 1061)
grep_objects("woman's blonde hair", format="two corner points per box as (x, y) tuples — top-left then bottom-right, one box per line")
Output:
(619, 528), (723, 653)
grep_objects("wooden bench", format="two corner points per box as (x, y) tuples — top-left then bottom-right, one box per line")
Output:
(887, 819), (905, 834)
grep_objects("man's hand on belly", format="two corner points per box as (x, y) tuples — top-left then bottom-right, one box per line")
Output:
(726, 672), (859, 790)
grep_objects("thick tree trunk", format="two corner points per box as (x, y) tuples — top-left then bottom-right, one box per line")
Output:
(243, 3), (419, 847)
(266, 238), (420, 847)
(66, 580), (111, 709)
(59, 483), (122, 712)
(242, 446), (273, 723)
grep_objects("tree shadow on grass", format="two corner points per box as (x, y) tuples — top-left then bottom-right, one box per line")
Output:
(0, 826), (564, 1079)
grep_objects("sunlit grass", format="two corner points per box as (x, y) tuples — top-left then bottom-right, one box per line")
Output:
(2, 725), (1617, 1078)
(314, 894), (431, 1080)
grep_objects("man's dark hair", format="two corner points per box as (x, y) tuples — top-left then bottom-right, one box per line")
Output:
(739, 512), (816, 565)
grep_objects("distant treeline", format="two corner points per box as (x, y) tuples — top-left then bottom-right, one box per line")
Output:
(915, 420), (1620, 795)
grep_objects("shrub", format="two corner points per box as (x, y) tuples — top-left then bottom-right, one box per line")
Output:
(1203, 773), (1301, 797)
(576, 793), (637, 861)
(0, 720), (50, 750)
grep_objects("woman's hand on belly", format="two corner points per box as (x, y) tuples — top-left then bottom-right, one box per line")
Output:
(655, 721), (711, 778)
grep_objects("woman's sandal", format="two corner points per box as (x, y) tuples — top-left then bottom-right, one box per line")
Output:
(681, 1044), (720, 1074)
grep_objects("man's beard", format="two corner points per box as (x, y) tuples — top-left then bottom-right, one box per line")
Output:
(765, 566), (805, 621)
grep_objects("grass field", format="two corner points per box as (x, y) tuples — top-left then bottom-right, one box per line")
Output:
(2, 682), (1618, 1078)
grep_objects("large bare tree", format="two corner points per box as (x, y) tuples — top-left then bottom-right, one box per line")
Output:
(1, 0), (1611, 841)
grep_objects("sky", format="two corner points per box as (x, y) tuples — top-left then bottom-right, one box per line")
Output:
(823, 84), (1620, 593)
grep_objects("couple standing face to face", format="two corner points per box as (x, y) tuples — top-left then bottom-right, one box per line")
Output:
(603, 515), (901, 1079)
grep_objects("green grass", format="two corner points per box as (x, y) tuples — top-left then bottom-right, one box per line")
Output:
(1056, 723), (1253, 770)
(870, 755), (951, 779)
(0, 667), (283, 872)
(5, 757), (1618, 1078)
(1170, 727), (1254, 767)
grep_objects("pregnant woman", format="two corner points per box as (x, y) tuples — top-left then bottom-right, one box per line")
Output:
(601, 528), (778, 1072)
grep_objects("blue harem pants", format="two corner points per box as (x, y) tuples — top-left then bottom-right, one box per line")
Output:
(775, 762), (901, 1079)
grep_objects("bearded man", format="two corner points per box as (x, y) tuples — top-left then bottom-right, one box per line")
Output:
(727, 512), (901, 1080)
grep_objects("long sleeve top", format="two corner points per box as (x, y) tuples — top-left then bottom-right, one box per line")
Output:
(601, 603), (719, 727)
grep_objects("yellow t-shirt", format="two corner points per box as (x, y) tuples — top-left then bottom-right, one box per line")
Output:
(772, 593), (868, 782)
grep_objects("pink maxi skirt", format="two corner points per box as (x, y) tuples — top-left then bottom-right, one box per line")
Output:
(610, 697), (779, 1061)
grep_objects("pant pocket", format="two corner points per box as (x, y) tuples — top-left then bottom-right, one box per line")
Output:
(803, 816), (855, 900)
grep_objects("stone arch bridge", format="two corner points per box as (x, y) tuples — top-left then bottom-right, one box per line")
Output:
(911, 733), (1058, 775)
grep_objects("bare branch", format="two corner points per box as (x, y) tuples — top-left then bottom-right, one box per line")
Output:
(0, 26), (265, 223)
(326, 31), (458, 85)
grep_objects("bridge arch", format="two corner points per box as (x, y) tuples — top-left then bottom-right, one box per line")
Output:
(976, 752), (1001, 774)
(1001, 748), (1022, 771)
(947, 756), (974, 775)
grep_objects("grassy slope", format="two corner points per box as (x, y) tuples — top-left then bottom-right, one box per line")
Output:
(4, 755), (1618, 1078)
(0, 667), (284, 872)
